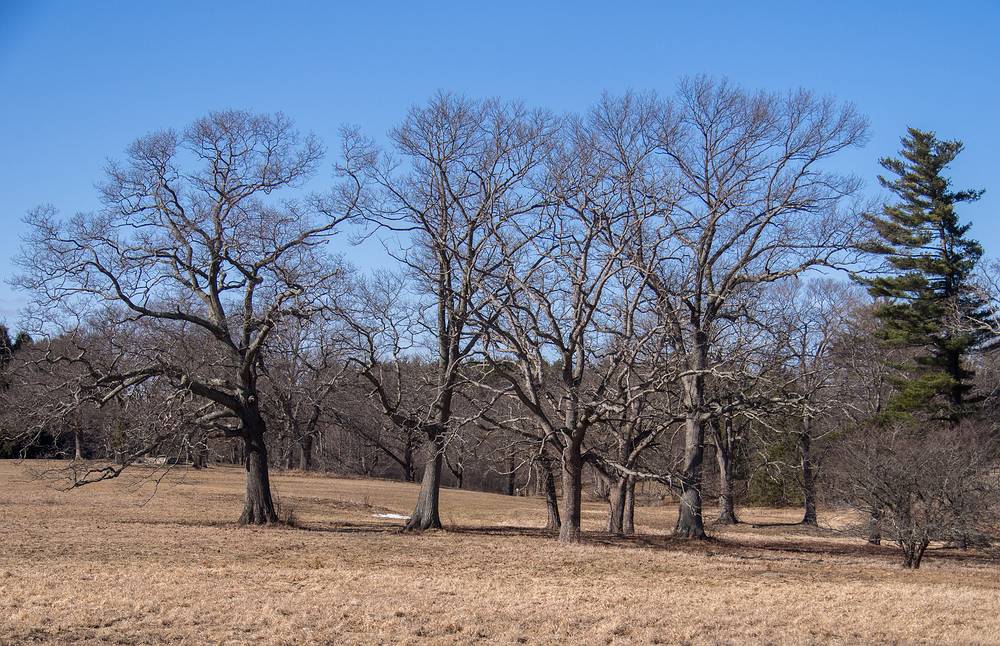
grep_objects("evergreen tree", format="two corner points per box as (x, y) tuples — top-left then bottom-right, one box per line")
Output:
(857, 127), (988, 421)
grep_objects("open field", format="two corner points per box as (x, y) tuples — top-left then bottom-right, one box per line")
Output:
(0, 461), (998, 644)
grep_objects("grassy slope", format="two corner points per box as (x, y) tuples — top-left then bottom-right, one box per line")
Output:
(0, 461), (997, 644)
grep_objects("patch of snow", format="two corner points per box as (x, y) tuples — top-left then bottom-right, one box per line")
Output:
(374, 513), (410, 520)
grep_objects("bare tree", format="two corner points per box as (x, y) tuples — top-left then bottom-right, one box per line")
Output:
(339, 95), (554, 530)
(836, 423), (998, 568)
(633, 77), (869, 537)
(262, 310), (352, 470)
(13, 111), (352, 524)
(476, 97), (671, 543)
(770, 278), (863, 525)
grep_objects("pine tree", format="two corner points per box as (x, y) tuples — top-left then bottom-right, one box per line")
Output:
(858, 127), (987, 421)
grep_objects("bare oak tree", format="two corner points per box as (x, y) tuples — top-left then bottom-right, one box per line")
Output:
(634, 77), (868, 537)
(339, 95), (554, 530)
(14, 111), (352, 524)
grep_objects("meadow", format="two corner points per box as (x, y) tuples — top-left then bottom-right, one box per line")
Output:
(1, 460), (998, 644)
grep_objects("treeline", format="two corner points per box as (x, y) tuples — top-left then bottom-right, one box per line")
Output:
(1, 77), (998, 567)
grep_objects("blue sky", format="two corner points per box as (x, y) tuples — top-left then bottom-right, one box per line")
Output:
(1, 1), (997, 325)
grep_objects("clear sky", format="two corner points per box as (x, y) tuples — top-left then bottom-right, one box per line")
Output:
(1, 1), (997, 325)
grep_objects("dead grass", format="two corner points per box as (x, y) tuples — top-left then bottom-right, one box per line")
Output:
(0, 460), (997, 644)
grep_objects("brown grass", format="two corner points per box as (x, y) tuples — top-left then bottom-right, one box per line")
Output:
(0, 460), (997, 644)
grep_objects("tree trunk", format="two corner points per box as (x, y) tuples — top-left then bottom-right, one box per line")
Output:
(676, 416), (706, 538)
(506, 449), (516, 496)
(676, 359), (707, 539)
(607, 476), (627, 535)
(73, 428), (82, 462)
(901, 539), (929, 569)
(867, 505), (882, 545)
(800, 427), (817, 526)
(405, 430), (444, 531)
(239, 418), (278, 525)
(403, 439), (415, 483)
(623, 476), (636, 536)
(541, 458), (561, 531)
(559, 442), (583, 543)
(196, 445), (209, 469)
(299, 434), (313, 471)
(714, 422), (737, 525)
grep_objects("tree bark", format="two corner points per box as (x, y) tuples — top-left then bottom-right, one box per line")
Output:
(405, 430), (444, 531)
(676, 416), (706, 538)
(902, 539), (929, 569)
(607, 476), (627, 535)
(623, 476), (636, 536)
(714, 421), (737, 525)
(541, 458), (561, 531)
(800, 426), (818, 526)
(676, 351), (707, 539)
(559, 442), (583, 543)
(239, 416), (278, 525)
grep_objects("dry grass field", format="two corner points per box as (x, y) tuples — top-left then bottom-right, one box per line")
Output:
(1, 460), (998, 644)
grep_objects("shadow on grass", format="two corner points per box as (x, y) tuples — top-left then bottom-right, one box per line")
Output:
(111, 514), (998, 567)
(300, 520), (999, 567)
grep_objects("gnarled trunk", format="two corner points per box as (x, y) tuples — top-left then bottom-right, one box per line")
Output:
(405, 430), (444, 531)
(559, 442), (583, 543)
(239, 418), (278, 525)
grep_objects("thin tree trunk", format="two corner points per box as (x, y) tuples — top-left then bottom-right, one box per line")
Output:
(800, 425), (817, 526)
(559, 442), (583, 543)
(623, 476), (636, 535)
(541, 458), (561, 531)
(506, 449), (516, 496)
(405, 429), (444, 531)
(73, 428), (82, 461)
(239, 414), (278, 525)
